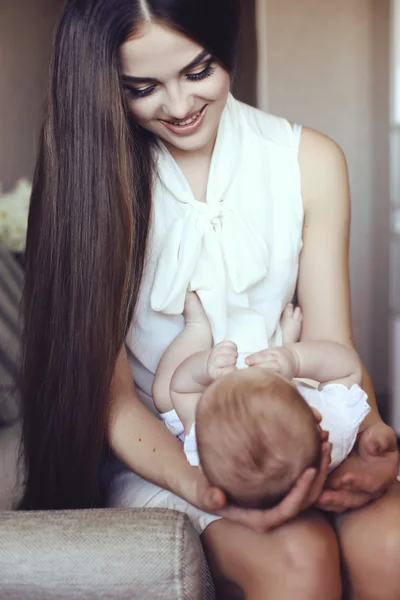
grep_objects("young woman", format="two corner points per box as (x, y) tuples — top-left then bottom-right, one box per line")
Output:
(21, 1), (400, 598)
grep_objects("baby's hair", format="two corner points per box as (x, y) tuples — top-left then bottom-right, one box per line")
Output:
(196, 368), (321, 509)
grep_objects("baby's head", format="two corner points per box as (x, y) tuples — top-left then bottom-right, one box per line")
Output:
(196, 368), (321, 509)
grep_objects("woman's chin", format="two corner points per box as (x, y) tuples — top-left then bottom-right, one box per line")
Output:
(164, 131), (216, 157)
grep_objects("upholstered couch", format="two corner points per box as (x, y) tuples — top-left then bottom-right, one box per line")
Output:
(0, 246), (215, 599)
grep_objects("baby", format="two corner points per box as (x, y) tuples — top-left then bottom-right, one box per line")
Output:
(153, 293), (370, 509)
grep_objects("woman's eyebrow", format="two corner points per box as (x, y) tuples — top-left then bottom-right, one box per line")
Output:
(182, 49), (210, 72)
(121, 49), (211, 85)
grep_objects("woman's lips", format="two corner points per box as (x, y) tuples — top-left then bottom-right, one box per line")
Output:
(159, 105), (208, 137)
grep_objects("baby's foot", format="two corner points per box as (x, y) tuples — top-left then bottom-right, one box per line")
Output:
(280, 303), (303, 345)
(183, 291), (209, 327)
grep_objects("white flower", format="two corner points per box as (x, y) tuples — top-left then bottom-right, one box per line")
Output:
(0, 179), (31, 252)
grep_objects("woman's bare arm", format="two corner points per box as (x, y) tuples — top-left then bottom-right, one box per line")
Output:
(297, 126), (380, 425)
(108, 346), (208, 500)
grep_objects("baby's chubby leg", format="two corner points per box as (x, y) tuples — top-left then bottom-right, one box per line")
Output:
(183, 290), (210, 327)
(281, 303), (303, 345)
(182, 291), (214, 351)
(152, 291), (213, 414)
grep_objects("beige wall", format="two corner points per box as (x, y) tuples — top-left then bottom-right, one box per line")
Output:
(265, 0), (390, 395)
(0, 0), (62, 191)
(0, 0), (391, 394)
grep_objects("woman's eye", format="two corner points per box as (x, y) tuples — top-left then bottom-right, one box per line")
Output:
(186, 60), (216, 82)
(124, 59), (217, 99)
(125, 85), (156, 100)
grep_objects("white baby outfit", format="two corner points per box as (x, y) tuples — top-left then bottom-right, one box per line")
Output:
(163, 382), (370, 472)
(106, 95), (344, 533)
(297, 383), (369, 469)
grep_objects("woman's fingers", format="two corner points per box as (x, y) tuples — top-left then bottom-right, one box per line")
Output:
(330, 468), (392, 497)
(316, 489), (373, 513)
(187, 467), (227, 512)
(264, 467), (317, 528)
(219, 467), (318, 533)
(320, 428), (329, 442)
(307, 441), (331, 505)
(220, 443), (331, 532)
(201, 485), (227, 512)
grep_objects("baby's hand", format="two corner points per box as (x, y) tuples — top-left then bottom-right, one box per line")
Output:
(207, 341), (238, 381)
(245, 346), (299, 379)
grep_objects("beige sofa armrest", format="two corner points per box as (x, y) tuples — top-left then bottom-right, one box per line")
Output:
(0, 508), (213, 600)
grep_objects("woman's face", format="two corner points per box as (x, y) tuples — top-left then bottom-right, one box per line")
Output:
(119, 22), (231, 156)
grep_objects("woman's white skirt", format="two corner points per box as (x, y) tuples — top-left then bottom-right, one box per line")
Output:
(105, 458), (221, 535)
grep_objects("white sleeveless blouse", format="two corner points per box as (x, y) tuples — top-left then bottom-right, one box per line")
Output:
(126, 94), (304, 413)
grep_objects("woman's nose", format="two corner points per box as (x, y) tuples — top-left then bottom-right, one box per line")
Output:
(162, 85), (194, 121)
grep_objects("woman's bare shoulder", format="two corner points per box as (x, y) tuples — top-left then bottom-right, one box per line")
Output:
(296, 126), (349, 215)
(295, 125), (352, 343)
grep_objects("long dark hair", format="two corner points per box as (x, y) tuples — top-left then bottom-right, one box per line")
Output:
(20, 0), (241, 510)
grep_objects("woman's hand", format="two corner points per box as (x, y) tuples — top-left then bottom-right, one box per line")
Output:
(184, 433), (331, 534)
(217, 439), (331, 533)
(316, 420), (399, 512)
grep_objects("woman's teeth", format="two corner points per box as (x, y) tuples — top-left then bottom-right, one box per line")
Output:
(169, 109), (202, 126)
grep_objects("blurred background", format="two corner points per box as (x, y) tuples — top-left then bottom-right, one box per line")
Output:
(0, 0), (399, 433)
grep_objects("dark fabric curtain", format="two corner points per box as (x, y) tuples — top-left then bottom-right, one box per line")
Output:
(234, 0), (258, 107)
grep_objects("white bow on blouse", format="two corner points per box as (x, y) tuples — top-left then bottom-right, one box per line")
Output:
(150, 95), (270, 344)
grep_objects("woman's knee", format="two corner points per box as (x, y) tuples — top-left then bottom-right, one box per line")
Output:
(203, 511), (342, 599)
(274, 511), (341, 584)
(240, 511), (341, 598)
(241, 511), (342, 599)
(336, 483), (400, 599)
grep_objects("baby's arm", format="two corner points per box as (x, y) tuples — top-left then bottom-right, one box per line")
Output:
(289, 341), (362, 387)
(246, 340), (362, 388)
(152, 292), (212, 420)
(171, 341), (238, 434)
